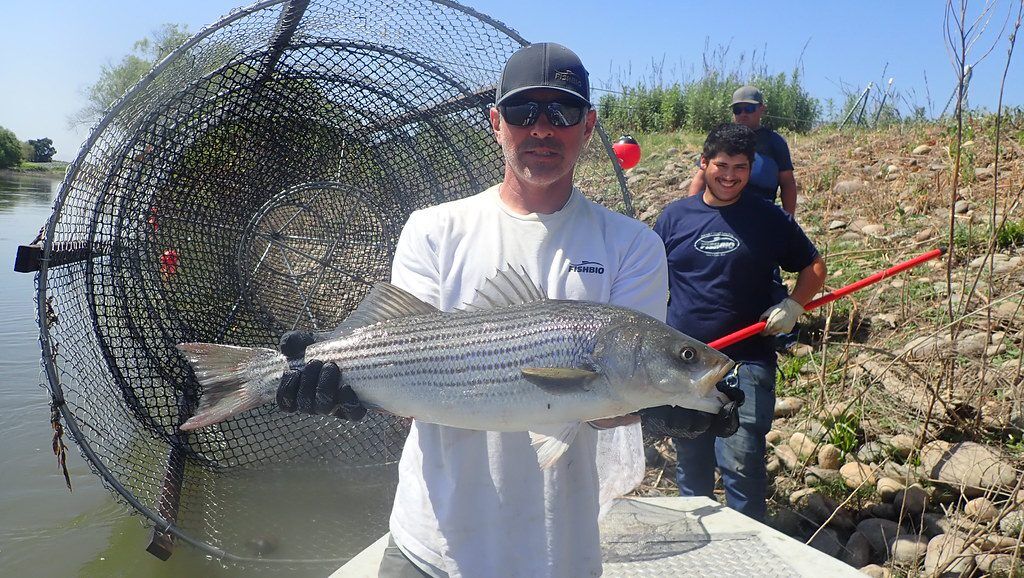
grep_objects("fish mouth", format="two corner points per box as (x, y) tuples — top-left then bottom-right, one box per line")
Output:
(698, 359), (736, 394)
(661, 359), (736, 414)
(651, 357), (735, 401)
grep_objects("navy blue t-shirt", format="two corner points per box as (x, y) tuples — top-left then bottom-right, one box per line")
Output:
(746, 127), (794, 203)
(653, 193), (818, 366)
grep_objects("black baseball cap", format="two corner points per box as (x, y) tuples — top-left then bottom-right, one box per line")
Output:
(495, 42), (591, 106)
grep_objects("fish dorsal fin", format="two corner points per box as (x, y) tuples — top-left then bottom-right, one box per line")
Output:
(334, 282), (438, 333)
(460, 265), (547, 312)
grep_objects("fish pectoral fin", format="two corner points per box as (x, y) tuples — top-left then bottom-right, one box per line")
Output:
(521, 367), (599, 393)
(528, 422), (582, 469)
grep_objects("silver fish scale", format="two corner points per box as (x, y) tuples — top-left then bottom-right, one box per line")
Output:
(306, 300), (647, 428)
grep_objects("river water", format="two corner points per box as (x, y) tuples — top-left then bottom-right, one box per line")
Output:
(0, 172), (389, 577)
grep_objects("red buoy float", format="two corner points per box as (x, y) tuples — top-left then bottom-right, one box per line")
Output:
(612, 135), (641, 170)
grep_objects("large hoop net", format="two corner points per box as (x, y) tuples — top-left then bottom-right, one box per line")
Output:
(34, 0), (631, 569)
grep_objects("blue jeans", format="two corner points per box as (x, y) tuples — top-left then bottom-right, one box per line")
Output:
(674, 363), (776, 521)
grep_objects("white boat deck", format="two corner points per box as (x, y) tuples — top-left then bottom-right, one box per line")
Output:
(331, 496), (863, 577)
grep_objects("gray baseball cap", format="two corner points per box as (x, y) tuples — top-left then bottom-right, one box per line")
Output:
(731, 85), (764, 105)
(495, 42), (591, 106)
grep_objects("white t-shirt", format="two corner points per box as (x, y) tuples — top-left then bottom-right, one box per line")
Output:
(387, 184), (667, 578)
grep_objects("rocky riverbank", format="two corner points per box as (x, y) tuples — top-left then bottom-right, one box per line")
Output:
(616, 120), (1024, 577)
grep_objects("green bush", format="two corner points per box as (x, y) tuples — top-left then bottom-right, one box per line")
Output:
(681, 73), (734, 132)
(597, 68), (820, 134)
(659, 84), (686, 131)
(753, 70), (820, 133)
(0, 126), (23, 169)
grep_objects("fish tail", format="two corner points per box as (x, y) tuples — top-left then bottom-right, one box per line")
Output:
(176, 343), (287, 431)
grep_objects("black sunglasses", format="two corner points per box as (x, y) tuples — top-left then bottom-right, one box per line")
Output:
(732, 103), (759, 115)
(499, 100), (589, 127)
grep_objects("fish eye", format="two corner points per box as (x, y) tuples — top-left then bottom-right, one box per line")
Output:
(679, 346), (697, 363)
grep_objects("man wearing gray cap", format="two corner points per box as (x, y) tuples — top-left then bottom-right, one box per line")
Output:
(687, 85), (798, 216)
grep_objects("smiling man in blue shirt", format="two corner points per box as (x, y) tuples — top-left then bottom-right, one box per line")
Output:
(654, 123), (826, 521)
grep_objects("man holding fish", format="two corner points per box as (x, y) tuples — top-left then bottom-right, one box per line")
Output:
(178, 43), (741, 576)
(365, 42), (736, 578)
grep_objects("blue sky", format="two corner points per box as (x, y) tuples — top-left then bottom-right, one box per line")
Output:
(2, 0), (1021, 161)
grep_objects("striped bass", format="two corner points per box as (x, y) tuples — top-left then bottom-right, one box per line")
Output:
(177, 267), (734, 467)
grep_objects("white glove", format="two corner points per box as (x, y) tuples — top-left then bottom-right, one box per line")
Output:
(760, 297), (804, 336)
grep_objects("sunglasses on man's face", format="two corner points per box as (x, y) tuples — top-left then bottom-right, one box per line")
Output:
(499, 100), (589, 127)
(732, 103), (759, 115)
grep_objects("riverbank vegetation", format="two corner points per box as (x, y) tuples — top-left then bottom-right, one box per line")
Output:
(2, 161), (70, 175)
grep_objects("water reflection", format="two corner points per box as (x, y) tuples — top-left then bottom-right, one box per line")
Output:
(0, 172), (95, 578)
(0, 172), (61, 213)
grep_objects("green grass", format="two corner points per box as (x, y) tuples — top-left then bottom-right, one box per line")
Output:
(827, 413), (860, 457)
(944, 119), (977, 186)
(808, 475), (848, 501)
(996, 218), (1024, 248)
(776, 355), (814, 398)
(990, 342), (1021, 365)
(821, 239), (862, 255)
(597, 71), (820, 135)
(952, 222), (985, 252)
(1003, 432), (1024, 457)
(825, 255), (880, 288)
(950, 217), (1024, 261)
(5, 161), (69, 174)
(810, 474), (877, 506)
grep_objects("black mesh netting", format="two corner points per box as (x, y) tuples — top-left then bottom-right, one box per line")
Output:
(36, 0), (631, 569)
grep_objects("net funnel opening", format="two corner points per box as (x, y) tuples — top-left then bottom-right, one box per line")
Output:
(35, 0), (632, 568)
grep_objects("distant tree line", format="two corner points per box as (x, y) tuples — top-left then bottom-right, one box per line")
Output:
(597, 70), (821, 134)
(0, 126), (56, 169)
(1, 24), (192, 170)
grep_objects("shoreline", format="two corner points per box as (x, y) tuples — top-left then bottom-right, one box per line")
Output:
(1, 162), (70, 177)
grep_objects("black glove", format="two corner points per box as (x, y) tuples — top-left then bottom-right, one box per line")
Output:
(711, 382), (744, 438)
(639, 405), (713, 439)
(639, 382), (745, 439)
(276, 330), (366, 421)
(279, 330), (315, 361)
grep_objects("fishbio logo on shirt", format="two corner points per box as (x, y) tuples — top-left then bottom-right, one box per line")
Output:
(569, 260), (605, 274)
(694, 232), (740, 256)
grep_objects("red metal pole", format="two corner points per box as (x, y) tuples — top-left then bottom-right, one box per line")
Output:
(707, 247), (946, 351)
